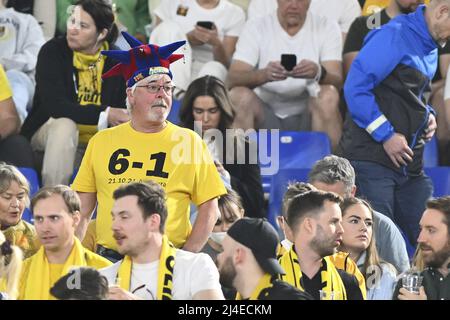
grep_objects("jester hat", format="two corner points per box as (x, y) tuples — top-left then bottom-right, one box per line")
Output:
(101, 31), (185, 87)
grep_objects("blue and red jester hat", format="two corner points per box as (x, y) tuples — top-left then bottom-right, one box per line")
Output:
(101, 31), (186, 88)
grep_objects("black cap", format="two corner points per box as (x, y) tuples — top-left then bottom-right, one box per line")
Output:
(227, 218), (285, 276)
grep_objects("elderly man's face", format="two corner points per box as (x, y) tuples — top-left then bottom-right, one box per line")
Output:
(277, 0), (310, 27)
(127, 74), (173, 126)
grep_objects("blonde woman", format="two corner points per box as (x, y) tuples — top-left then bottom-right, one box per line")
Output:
(0, 231), (23, 300)
(0, 163), (39, 259)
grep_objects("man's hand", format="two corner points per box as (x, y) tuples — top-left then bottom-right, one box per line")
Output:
(108, 286), (142, 300)
(383, 133), (414, 168)
(264, 61), (288, 82)
(423, 113), (437, 142)
(289, 59), (319, 79)
(187, 24), (220, 47)
(397, 287), (427, 300)
(215, 161), (230, 182)
(108, 108), (130, 127)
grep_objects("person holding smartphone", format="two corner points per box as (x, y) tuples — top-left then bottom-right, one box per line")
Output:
(150, 0), (245, 96)
(227, 0), (343, 151)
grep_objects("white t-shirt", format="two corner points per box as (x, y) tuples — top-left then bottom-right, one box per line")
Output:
(100, 249), (223, 300)
(247, 0), (361, 33)
(233, 11), (341, 117)
(154, 0), (245, 66)
(0, 8), (45, 78)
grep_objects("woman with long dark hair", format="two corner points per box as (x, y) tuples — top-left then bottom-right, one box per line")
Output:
(180, 75), (264, 218)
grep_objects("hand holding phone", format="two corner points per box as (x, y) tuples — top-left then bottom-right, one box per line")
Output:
(197, 21), (214, 30)
(281, 54), (297, 71)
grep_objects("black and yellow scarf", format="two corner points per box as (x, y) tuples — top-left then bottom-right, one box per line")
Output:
(236, 273), (274, 300)
(279, 246), (347, 300)
(117, 235), (176, 300)
(73, 42), (108, 144)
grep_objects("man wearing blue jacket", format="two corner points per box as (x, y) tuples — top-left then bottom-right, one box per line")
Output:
(340, 1), (450, 247)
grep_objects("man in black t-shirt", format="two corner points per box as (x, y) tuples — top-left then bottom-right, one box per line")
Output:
(217, 218), (313, 300)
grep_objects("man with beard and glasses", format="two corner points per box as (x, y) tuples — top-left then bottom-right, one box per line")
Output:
(71, 33), (226, 262)
(100, 181), (224, 300)
(279, 190), (365, 300)
(393, 196), (450, 300)
(217, 217), (312, 300)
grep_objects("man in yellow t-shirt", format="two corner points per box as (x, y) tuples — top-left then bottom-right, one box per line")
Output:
(72, 32), (226, 261)
(18, 185), (111, 300)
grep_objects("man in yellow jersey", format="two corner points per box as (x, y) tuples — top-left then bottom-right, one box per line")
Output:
(279, 190), (365, 300)
(217, 217), (313, 300)
(18, 185), (111, 300)
(72, 32), (226, 261)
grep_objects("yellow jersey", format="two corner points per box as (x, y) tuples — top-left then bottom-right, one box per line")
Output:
(72, 121), (227, 250)
(0, 64), (12, 101)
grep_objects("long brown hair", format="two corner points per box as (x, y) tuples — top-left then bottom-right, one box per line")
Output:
(340, 197), (385, 281)
(179, 75), (235, 133)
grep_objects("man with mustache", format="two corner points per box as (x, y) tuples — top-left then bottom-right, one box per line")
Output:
(71, 32), (226, 262)
(278, 190), (364, 300)
(393, 196), (450, 300)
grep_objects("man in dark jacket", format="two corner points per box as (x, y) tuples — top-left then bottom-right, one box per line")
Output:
(339, 2), (450, 246)
(22, 0), (128, 186)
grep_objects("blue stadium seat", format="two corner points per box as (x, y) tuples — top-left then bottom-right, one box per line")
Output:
(423, 135), (439, 167)
(167, 98), (182, 125)
(17, 167), (41, 223)
(267, 168), (311, 230)
(424, 166), (450, 197)
(258, 131), (331, 193)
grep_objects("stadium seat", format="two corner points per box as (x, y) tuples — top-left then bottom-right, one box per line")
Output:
(267, 168), (311, 230)
(424, 166), (450, 197)
(17, 167), (41, 223)
(423, 135), (439, 167)
(258, 131), (331, 193)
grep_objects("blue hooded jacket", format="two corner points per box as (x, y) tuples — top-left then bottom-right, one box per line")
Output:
(340, 5), (438, 175)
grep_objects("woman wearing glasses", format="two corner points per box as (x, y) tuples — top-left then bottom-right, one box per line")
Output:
(21, 0), (128, 187)
(179, 75), (264, 219)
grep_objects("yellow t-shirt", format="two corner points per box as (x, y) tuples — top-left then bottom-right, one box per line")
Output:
(362, 0), (430, 15)
(73, 43), (107, 144)
(18, 246), (111, 300)
(0, 64), (12, 101)
(72, 121), (227, 250)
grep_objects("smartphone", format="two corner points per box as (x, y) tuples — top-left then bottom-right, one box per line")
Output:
(197, 21), (214, 30)
(281, 54), (297, 71)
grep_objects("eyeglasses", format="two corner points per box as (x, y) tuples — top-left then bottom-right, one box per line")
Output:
(135, 84), (175, 95)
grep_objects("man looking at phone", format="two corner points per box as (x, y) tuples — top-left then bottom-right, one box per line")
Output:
(227, 0), (343, 151)
(151, 0), (246, 95)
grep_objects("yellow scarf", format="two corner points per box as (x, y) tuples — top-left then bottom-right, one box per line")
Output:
(2, 220), (39, 259)
(73, 42), (108, 144)
(236, 273), (274, 300)
(329, 251), (367, 299)
(22, 238), (89, 300)
(279, 246), (347, 300)
(117, 235), (176, 300)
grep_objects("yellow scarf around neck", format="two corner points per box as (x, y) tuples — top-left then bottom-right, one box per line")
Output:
(22, 238), (88, 300)
(279, 246), (347, 300)
(117, 235), (176, 300)
(73, 42), (108, 144)
(236, 273), (274, 300)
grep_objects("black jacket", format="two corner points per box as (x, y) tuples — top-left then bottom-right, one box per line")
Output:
(22, 36), (127, 140)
